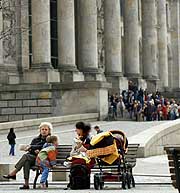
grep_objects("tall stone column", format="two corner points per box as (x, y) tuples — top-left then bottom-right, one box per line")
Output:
(31, 0), (51, 69)
(157, 0), (168, 88)
(169, 0), (180, 88)
(104, 0), (122, 76)
(23, 0), (60, 83)
(16, 0), (29, 71)
(57, 0), (84, 82)
(57, 0), (76, 71)
(124, 0), (140, 78)
(78, 0), (99, 80)
(104, 0), (126, 93)
(142, 0), (158, 81)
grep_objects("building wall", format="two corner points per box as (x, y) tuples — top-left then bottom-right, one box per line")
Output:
(0, 0), (180, 121)
(0, 0), (179, 90)
(0, 82), (110, 122)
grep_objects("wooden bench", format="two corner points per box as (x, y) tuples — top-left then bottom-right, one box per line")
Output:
(124, 144), (139, 188)
(164, 146), (180, 193)
(32, 144), (139, 189)
(32, 145), (72, 189)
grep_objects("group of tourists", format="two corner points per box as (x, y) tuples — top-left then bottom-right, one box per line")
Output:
(4, 122), (104, 189)
(109, 87), (180, 122)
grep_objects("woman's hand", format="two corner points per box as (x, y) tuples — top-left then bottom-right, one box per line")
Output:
(78, 145), (87, 152)
(24, 145), (31, 151)
(34, 150), (40, 154)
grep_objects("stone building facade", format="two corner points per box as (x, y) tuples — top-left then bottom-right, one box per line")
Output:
(0, 0), (180, 121)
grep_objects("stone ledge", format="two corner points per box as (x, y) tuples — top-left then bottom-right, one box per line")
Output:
(0, 81), (112, 92)
(0, 83), (52, 92)
(129, 120), (180, 158)
(52, 81), (112, 90)
(0, 113), (98, 132)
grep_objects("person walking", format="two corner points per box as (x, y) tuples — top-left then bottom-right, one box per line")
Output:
(7, 128), (16, 156)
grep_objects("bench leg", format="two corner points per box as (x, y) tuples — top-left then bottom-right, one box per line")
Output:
(33, 170), (40, 189)
(46, 180), (48, 188)
(130, 168), (135, 187)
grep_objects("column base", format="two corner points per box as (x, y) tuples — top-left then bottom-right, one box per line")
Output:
(137, 78), (147, 90)
(105, 72), (123, 77)
(23, 69), (60, 83)
(31, 63), (53, 69)
(82, 68), (106, 81)
(58, 65), (84, 82)
(143, 75), (159, 81)
(127, 77), (147, 90)
(125, 73), (141, 79)
(58, 64), (78, 72)
(106, 76), (128, 95)
(60, 71), (84, 82)
(146, 80), (159, 92)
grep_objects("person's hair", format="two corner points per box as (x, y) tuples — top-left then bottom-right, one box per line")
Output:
(84, 124), (91, 133)
(75, 122), (85, 130)
(94, 126), (99, 129)
(76, 122), (91, 137)
(10, 128), (14, 133)
(39, 122), (53, 135)
(46, 135), (58, 144)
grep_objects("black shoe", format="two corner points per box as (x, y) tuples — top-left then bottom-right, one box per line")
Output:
(3, 174), (16, 180)
(19, 185), (30, 189)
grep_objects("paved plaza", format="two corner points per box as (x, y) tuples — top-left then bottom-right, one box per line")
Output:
(0, 121), (177, 192)
(0, 185), (177, 193)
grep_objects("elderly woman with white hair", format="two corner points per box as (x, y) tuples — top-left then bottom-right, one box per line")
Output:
(3, 122), (53, 189)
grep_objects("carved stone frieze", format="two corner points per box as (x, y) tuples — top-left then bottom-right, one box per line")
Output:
(97, 0), (105, 71)
(2, 0), (16, 64)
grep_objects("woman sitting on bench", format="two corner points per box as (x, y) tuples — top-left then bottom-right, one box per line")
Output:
(65, 121), (95, 170)
(3, 122), (53, 189)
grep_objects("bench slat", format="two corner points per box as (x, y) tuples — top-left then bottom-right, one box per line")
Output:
(171, 175), (177, 181)
(126, 154), (137, 158)
(168, 155), (180, 161)
(170, 167), (180, 174)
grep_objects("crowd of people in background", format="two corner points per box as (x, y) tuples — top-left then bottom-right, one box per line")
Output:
(109, 81), (180, 122)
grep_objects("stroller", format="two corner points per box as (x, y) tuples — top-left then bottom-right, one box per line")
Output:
(86, 130), (135, 190)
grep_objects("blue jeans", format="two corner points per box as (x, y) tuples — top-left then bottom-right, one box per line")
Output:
(9, 144), (15, 156)
(40, 162), (49, 184)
